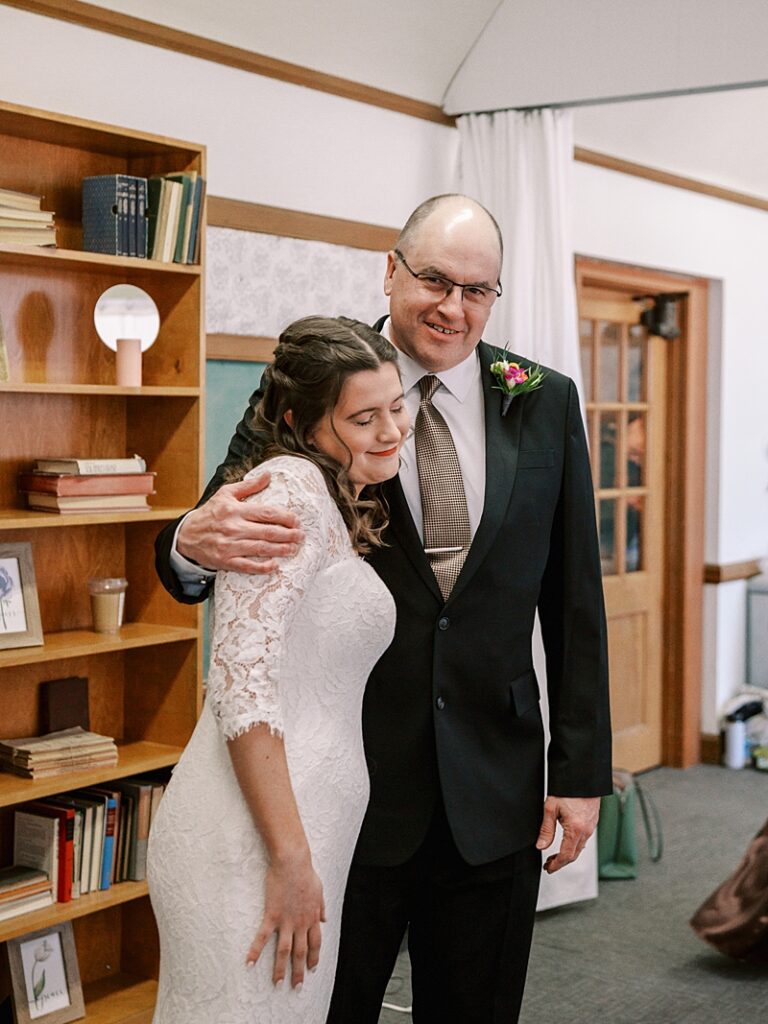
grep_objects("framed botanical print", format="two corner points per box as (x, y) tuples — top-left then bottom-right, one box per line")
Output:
(7, 922), (85, 1023)
(0, 543), (43, 651)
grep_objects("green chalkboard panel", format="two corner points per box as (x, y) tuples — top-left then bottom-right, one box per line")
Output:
(205, 359), (266, 482)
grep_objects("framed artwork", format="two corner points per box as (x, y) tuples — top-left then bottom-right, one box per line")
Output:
(0, 543), (43, 651)
(7, 922), (85, 1023)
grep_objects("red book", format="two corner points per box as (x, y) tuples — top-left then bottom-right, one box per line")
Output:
(23, 802), (75, 902)
(18, 472), (155, 496)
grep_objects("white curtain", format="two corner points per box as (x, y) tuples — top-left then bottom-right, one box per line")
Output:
(460, 109), (597, 910)
(458, 108), (583, 394)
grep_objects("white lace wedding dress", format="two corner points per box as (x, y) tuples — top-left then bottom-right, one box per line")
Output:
(147, 456), (396, 1024)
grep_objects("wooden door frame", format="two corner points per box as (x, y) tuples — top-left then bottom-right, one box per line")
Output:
(576, 256), (708, 768)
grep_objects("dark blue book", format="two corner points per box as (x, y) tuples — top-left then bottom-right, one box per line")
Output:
(136, 178), (148, 259)
(82, 174), (131, 256)
(127, 178), (137, 258)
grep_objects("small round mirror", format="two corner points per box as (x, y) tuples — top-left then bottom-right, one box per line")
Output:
(94, 284), (160, 352)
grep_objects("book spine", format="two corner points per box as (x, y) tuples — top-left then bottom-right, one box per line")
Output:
(100, 800), (116, 890)
(60, 814), (74, 902)
(172, 177), (191, 263)
(136, 178), (148, 258)
(118, 175), (131, 257)
(82, 176), (120, 256)
(35, 457), (147, 474)
(127, 177), (137, 258)
(186, 176), (203, 264)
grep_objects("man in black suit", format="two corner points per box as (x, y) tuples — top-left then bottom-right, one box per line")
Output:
(155, 194), (611, 1023)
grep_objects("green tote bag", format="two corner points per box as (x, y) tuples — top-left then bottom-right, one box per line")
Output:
(597, 769), (663, 880)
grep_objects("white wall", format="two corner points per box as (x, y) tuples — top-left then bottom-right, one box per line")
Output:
(573, 161), (768, 731)
(0, 7), (457, 227)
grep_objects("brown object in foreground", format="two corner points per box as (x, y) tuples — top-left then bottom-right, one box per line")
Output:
(690, 818), (768, 963)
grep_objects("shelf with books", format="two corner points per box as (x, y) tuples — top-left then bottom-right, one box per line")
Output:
(0, 742), (182, 810)
(0, 244), (202, 275)
(0, 879), (149, 943)
(0, 623), (198, 670)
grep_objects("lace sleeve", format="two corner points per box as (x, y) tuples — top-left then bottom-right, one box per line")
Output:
(206, 456), (335, 740)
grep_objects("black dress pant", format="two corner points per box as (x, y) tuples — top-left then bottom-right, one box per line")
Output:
(326, 801), (541, 1024)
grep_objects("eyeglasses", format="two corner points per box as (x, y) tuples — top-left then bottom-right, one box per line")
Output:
(394, 249), (502, 308)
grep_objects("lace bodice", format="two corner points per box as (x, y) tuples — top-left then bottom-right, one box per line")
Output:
(207, 455), (354, 740)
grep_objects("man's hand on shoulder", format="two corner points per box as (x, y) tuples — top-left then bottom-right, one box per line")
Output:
(536, 795), (601, 874)
(177, 471), (305, 575)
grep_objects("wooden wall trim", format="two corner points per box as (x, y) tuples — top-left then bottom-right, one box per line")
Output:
(703, 559), (763, 584)
(575, 147), (768, 214)
(207, 334), (276, 363)
(207, 197), (399, 252)
(2, 0), (454, 127)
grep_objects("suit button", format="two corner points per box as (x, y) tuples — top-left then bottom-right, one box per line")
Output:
(438, 616), (450, 630)
(435, 696), (446, 710)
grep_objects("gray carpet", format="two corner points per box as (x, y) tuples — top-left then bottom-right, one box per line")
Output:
(378, 765), (768, 1023)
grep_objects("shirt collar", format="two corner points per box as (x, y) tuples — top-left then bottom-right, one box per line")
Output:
(380, 316), (480, 403)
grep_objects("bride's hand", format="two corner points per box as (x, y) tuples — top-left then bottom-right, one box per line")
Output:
(245, 852), (326, 989)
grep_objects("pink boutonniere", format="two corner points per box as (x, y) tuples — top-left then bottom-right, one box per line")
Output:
(489, 350), (546, 416)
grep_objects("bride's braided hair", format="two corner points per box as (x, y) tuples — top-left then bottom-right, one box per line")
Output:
(230, 315), (400, 554)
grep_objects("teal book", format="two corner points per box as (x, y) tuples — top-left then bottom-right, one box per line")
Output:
(186, 175), (204, 264)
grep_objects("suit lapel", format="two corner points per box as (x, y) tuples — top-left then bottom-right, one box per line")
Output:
(445, 341), (523, 607)
(382, 475), (444, 602)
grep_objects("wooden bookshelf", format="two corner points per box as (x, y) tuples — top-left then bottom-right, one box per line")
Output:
(0, 100), (204, 1022)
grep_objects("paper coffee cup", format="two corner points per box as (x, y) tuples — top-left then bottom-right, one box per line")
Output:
(88, 577), (128, 634)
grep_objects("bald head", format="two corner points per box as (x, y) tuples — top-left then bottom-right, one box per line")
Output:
(396, 194), (503, 272)
(384, 194), (503, 373)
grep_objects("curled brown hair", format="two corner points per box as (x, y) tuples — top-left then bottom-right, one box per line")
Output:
(231, 315), (400, 553)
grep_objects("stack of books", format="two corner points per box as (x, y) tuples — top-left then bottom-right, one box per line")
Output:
(147, 170), (205, 265)
(19, 455), (154, 513)
(0, 187), (56, 248)
(0, 727), (119, 780)
(7, 773), (168, 918)
(0, 865), (53, 922)
(81, 171), (204, 263)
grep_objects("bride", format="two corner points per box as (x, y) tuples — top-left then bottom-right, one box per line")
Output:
(147, 316), (408, 1023)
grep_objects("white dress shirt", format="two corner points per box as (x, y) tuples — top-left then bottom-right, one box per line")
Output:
(170, 317), (487, 594)
(381, 318), (486, 543)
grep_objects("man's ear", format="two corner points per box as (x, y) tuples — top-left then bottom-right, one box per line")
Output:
(383, 250), (397, 297)
(283, 409), (294, 428)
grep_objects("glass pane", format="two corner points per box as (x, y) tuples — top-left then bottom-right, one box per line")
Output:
(599, 498), (617, 575)
(598, 321), (620, 402)
(579, 318), (593, 402)
(626, 412), (646, 487)
(627, 495), (644, 572)
(627, 325), (646, 402)
(599, 411), (619, 488)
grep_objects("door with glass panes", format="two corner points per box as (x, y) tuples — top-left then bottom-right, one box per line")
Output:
(579, 288), (667, 771)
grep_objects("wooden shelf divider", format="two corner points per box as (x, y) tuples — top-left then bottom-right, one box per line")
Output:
(0, 881), (150, 944)
(0, 741), (183, 809)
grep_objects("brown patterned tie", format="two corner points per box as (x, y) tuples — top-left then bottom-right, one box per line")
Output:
(415, 375), (472, 601)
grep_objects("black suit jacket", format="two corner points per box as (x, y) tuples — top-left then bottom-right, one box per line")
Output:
(155, 331), (612, 866)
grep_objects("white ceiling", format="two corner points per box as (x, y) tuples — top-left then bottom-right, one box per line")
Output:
(85, 0), (768, 199)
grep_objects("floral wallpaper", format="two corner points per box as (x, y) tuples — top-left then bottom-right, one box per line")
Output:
(206, 228), (388, 337)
